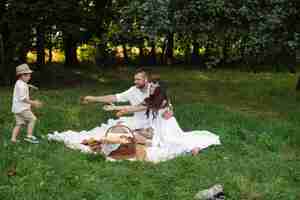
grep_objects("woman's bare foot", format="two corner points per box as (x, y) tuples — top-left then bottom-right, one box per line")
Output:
(191, 147), (201, 156)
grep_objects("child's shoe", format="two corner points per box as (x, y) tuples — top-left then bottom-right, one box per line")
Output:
(24, 135), (39, 144)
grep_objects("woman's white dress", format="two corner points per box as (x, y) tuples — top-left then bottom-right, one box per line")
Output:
(47, 117), (135, 154)
(48, 112), (220, 163)
(146, 110), (220, 162)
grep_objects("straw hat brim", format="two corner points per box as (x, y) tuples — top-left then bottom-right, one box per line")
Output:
(16, 70), (33, 75)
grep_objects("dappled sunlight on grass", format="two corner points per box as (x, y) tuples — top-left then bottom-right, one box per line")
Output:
(97, 77), (107, 83)
(193, 73), (211, 80)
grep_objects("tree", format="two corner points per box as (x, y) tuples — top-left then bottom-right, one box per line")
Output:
(139, 0), (178, 65)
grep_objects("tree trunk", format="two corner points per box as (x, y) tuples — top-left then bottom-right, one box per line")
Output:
(165, 32), (174, 65)
(296, 77), (300, 91)
(222, 36), (230, 66)
(18, 44), (27, 63)
(139, 45), (144, 65)
(149, 42), (156, 65)
(64, 33), (78, 66)
(95, 0), (111, 37)
(47, 32), (53, 63)
(160, 39), (166, 65)
(48, 44), (52, 63)
(36, 25), (45, 68)
(239, 36), (247, 65)
(0, 33), (4, 85)
(184, 43), (190, 65)
(0, 33), (4, 65)
(1, 25), (13, 84)
(0, 2), (5, 65)
(191, 41), (200, 65)
(287, 48), (296, 73)
(204, 41), (212, 68)
(95, 43), (109, 68)
(122, 43), (129, 65)
(0, 22), (17, 85)
(0, 0), (15, 85)
(288, 65), (296, 73)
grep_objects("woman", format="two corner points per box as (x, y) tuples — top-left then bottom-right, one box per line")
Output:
(104, 79), (221, 162)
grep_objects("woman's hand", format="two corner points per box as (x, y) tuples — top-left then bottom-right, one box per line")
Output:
(162, 110), (173, 120)
(103, 104), (117, 111)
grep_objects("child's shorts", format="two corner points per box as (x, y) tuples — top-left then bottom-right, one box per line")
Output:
(15, 110), (37, 126)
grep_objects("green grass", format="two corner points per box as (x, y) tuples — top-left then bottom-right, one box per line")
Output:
(1, 66), (300, 200)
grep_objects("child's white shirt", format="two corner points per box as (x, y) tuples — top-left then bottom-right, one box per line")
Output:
(12, 80), (31, 113)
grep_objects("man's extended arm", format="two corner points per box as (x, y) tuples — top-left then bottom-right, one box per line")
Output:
(82, 95), (117, 104)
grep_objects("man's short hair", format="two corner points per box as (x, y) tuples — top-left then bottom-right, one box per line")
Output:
(135, 67), (149, 78)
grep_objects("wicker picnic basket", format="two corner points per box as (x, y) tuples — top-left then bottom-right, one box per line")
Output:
(102, 124), (137, 160)
(102, 125), (148, 161)
(81, 124), (147, 160)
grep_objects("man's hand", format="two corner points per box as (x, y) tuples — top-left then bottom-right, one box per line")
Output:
(80, 95), (116, 105)
(162, 110), (173, 120)
(80, 96), (93, 105)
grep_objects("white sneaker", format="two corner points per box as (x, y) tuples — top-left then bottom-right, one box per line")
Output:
(24, 136), (39, 144)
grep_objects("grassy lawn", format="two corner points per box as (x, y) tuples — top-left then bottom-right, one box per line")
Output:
(1, 66), (300, 200)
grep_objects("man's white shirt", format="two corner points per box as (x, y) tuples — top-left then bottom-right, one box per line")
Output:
(12, 80), (30, 113)
(116, 85), (150, 129)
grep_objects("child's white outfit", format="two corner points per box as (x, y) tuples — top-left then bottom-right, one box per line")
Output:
(12, 79), (38, 143)
(12, 79), (37, 125)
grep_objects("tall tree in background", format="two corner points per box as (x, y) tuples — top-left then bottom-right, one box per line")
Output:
(94, 0), (113, 67)
(0, 1), (6, 84)
(0, 0), (34, 84)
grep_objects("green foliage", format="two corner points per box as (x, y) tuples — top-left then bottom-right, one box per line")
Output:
(77, 44), (96, 63)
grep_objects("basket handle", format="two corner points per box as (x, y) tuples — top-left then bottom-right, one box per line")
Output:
(104, 124), (135, 139)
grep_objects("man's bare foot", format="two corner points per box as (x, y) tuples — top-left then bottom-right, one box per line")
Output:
(191, 148), (201, 156)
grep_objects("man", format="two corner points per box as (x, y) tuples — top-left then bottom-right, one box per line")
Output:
(82, 68), (172, 130)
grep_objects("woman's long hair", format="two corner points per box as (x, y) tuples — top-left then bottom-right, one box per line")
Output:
(144, 81), (168, 119)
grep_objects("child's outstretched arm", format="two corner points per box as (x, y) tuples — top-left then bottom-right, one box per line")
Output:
(28, 84), (39, 90)
(23, 99), (43, 108)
